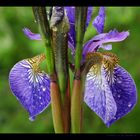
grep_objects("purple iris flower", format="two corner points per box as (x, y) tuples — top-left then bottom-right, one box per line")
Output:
(9, 54), (51, 121)
(9, 7), (137, 127)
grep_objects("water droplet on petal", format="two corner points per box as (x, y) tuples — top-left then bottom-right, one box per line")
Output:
(42, 87), (46, 91)
(113, 117), (116, 120)
(117, 80), (122, 84)
(117, 94), (121, 98)
(39, 97), (41, 99)
(128, 102), (132, 108)
(29, 116), (35, 121)
(117, 89), (121, 93)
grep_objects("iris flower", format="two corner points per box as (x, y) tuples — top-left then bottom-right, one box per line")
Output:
(9, 7), (137, 127)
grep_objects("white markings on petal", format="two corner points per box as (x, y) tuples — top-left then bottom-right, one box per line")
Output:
(84, 64), (117, 124)
(9, 54), (51, 120)
(128, 102), (132, 108)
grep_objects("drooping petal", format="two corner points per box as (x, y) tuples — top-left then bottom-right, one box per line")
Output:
(84, 63), (117, 125)
(102, 52), (137, 126)
(83, 30), (129, 56)
(23, 28), (41, 40)
(106, 65), (137, 127)
(84, 52), (137, 126)
(9, 54), (51, 121)
(93, 7), (105, 33)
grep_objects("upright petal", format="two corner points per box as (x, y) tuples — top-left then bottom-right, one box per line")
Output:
(86, 7), (93, 27)
(68, 23), (76, 48)
(65, 6), (92, 26)
(9, 54), (51, 121)
(93, 7), (105, 33)
(65, 7), (93, 48)
(65, 7), (75, 24)
(23, 28), (41, 40)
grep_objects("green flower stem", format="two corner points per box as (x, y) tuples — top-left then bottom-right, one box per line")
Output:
(32, 7), (54, 75)
(51, 12), (70, 103)
(50, 74), (64, 133)
(75, 7), (87, 70)
(62, 79), (71, 133)
(52, 31), (68, 103)
(71, 71), (83, 133)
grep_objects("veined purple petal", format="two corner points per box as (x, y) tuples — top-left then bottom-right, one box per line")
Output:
(65, 7), (93, 48)
(65, 7), (92, 26)
(23, 28), (41, 40)
(83, 30), (129, 56)
(84, 52), (137, 126)
(84, 64), (117, 125)
(93, 7), (105, 34)
(65, 7), (75, 24)
(100, 44), (112, 50)
(9, 55), (51, 121)
(106, 65), (137, 127)
(68, 23), (76, 48)
(86, 7), (93, 27)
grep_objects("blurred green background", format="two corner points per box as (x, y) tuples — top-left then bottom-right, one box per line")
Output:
(0, 7), (140, 133)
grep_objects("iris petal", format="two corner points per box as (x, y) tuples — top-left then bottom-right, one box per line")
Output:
(107, 65), (137, 127)
(93, 7), (105, 33)
(83, 30), (129, 56)
(9, 54), (51, 120)
(100, 44), (112, 50)
(65, 6), (92, 26)
(84, 52), (137, 126)
(23, 28), (41, 40)
(65, 7), (93, 48)
(84, 64), (117, 125)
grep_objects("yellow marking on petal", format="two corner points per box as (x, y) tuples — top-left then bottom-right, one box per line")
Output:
(85, 52), (103, 72)
(102, 52), (119, 71)
(89, 63), (102, 76)
(27, 53), (46, 73)
(84, 52), (103, 75)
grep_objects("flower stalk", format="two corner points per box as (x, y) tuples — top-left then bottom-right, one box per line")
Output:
(75, 7), (87, 70)
(33, 7), (65, 133)
(51, 7), (70, 103)
(71, 70), (83, 133)
(50, 74), (64, 133)
(32, 7), (54, 75)
(71, 7), (88, 133)
(62, 78), (71, 133)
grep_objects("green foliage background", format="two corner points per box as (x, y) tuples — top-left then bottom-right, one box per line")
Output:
(0, 7), (140, 133)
